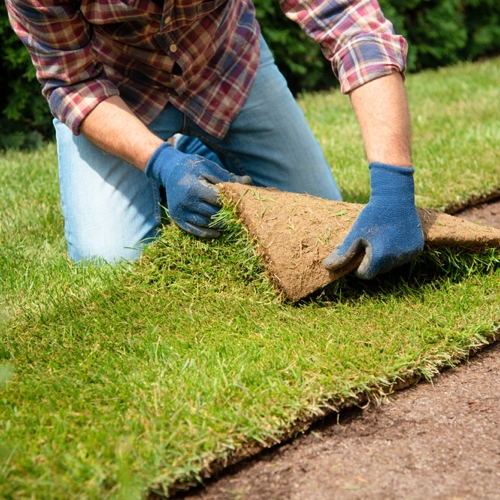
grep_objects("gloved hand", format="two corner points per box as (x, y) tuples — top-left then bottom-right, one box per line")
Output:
(145, 141), (252, 238)
(323, 162), (424, 279)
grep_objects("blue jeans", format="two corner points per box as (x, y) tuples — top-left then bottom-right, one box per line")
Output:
(55, 37), (342, 262)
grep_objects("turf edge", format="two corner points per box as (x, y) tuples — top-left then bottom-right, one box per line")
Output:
(152, 199), (500, 498)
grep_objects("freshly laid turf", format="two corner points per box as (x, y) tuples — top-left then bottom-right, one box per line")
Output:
(1, 58), (499, 499)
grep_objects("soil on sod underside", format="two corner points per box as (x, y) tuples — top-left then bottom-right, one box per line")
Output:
(169, 199), (500, 500)
(219, 184), (500, 302)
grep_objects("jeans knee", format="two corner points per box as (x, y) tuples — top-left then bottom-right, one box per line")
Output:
(67, 226), (158, 264)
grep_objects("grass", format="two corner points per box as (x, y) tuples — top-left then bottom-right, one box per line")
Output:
(300, 57), (500, 209)
(1, 58), (500, 499)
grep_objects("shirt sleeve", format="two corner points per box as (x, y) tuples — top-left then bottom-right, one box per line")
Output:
(278, 0), (407, 93)
(6, 0), (119, 134)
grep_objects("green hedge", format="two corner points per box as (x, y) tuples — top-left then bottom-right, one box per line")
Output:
(254, 0), (500, 91)
(377, 0), (500, 70)
(1, 0), (500, 146)
(0, 5), (49, 149)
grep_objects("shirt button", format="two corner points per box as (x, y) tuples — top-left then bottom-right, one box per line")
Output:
(169, 43), (177, 53)
(164, 16), (171, 24)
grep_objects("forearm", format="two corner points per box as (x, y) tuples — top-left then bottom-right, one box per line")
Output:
(349, 73), (412, 167)
(80, 96), (163, 171)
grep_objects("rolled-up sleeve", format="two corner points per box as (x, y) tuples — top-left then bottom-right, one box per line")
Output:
(6, 0), (119, 134)
(279, 0), (407, 93)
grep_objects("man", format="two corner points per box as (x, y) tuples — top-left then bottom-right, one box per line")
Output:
(6, 0), (423, 279)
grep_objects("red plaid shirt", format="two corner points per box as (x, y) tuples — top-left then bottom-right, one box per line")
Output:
(6, 0), (406, 139)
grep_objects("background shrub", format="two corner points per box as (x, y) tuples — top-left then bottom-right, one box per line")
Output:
(1, 0), (500, 147)
(0, 5), (51, 149)
(463, 0), (500, 60)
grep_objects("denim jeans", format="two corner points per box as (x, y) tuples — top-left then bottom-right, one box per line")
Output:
(55, 37), (342, 262)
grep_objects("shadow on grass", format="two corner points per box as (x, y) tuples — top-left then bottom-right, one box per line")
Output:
(300, 247), (500, 307)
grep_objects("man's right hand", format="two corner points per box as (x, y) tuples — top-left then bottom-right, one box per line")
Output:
(145, 142), (252, 238)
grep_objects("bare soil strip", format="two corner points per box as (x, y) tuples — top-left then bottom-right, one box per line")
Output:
(456, 198), (500, 229)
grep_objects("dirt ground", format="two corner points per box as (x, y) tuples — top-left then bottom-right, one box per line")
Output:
(172, 199), (500, 500)
(455, 198), (500, 230)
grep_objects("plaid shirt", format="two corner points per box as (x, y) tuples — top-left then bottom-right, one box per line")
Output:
(6, 0), (406, 139)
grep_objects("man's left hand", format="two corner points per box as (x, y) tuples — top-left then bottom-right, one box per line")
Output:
(323, 162), (424, 279)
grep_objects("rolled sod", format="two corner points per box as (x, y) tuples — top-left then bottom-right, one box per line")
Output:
(220, 183), (500, 302)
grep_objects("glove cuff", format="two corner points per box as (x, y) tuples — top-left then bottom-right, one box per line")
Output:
(368, 162), (416, 201)
(145, 141), (184, 183)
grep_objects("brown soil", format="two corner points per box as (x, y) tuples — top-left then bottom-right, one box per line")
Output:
(169, 198), (500, 500)
(220, 185), (500, 302)
(455, 198), (500, 229)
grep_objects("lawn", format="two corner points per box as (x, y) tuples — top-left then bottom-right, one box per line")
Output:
(1, 58), (499, 499)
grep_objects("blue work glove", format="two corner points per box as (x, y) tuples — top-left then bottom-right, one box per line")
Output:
(323, 162), (424, 279)
(145, 142), (252, 238)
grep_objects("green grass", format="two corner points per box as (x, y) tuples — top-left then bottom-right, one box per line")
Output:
(1, 58), (500, 499)
(300, 57), (500, 208)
